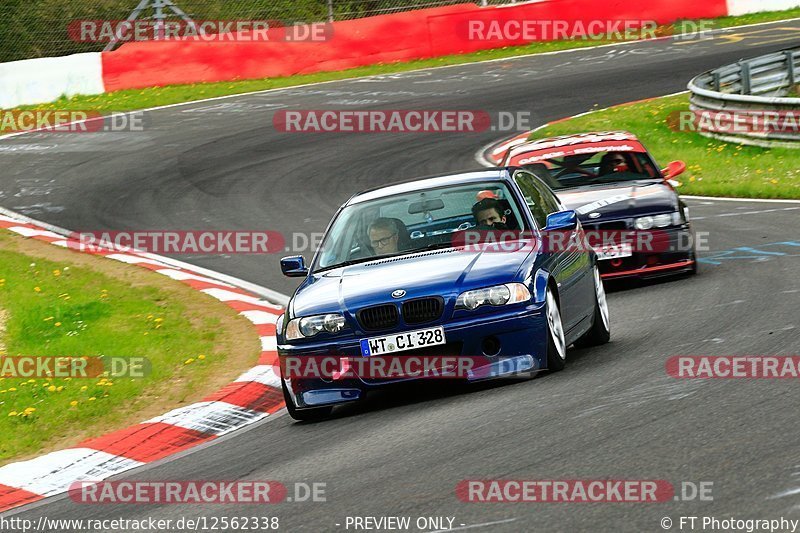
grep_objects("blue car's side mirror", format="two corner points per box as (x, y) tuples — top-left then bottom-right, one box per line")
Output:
(545, 210), (578, 231)
(281, 255), (308, 277)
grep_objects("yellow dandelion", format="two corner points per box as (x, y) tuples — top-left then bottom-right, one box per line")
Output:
(48, 385), (56, 392)
(88, 397), (96, 401)
(53, 269), (61, 276)
(70, 401), (78, 407)
(54, 322), (62, 327)
(8, 411), (17, 416)
(198, 354), (206, 360)
(34, 287), (41, 292)
(184, 358), (195, 365)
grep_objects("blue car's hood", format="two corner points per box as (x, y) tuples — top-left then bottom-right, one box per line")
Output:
(556, 180), (679, 220)
(291, 246), (534, 318)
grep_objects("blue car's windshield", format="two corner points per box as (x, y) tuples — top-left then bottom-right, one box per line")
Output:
(313, 182), (527, 272)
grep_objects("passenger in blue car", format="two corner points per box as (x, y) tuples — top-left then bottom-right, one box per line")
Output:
(471, 198), (508, 230)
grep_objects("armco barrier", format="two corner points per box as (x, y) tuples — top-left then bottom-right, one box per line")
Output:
(101, 0), (729, 92)
(688, 47), (800, 147)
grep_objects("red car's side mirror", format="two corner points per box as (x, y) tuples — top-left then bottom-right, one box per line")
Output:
(662, 160), (687, 180)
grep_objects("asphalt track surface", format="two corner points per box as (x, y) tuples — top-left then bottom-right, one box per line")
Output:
(3, 20), (800, 533)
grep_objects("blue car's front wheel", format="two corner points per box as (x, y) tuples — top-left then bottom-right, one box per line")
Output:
(545, 287), (567, 372)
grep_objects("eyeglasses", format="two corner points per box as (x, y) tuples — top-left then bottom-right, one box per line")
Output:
(370, 232), (397, 248)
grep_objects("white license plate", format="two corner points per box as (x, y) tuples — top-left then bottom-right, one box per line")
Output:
(360, 326), (446, 356)
(595, 243), (633, 260)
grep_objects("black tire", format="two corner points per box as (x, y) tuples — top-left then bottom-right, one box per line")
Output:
(545, 286), (567, 372)
(575, 266), (611, 348)
(282, 379), (333, 422)
(689, 250), (699, 275)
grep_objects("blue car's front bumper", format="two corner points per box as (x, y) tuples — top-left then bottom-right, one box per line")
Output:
(279, 302), (548, 410)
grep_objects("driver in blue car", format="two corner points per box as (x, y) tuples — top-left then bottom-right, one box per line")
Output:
(368, 218), (401, 255)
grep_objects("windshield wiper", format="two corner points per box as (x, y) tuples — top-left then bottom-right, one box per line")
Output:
(315, 242), (458, 273)
(314, 256), (380, 273)
(315, 250), (415, 273)
(408, 241), (457, 253)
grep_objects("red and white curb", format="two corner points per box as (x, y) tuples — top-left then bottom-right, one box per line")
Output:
(0, 212), (286, 513)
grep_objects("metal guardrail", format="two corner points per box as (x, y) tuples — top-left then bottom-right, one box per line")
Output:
(688, 48), (800, 147)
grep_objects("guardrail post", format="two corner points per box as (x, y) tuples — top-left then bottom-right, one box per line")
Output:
(739, 61), (752, 95)
(713, 71), (721, 92)
(787, 50), (797, 88)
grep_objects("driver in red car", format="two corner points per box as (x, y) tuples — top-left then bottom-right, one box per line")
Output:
(599, 152), (629, 176)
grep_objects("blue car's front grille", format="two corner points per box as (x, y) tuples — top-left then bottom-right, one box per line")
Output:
(358, 304), (399, 331)
(402, 297), (443, 325)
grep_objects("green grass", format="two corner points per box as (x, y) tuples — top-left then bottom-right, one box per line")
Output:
(8, 7), (800, 116)
(0, 231), (257, 462)
(530, 93), (800, 199)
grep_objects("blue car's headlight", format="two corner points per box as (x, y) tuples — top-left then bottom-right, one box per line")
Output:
(455, 283), (531, 311)
(285, 313), (348, 340)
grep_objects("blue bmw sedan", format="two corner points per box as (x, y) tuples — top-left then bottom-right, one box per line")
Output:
(277, 168), (610, 420)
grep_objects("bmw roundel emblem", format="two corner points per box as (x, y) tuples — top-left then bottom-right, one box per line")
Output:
(391, 289), (406, 299)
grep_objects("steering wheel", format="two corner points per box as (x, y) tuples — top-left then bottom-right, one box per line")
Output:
(554, 167), (597, 179)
